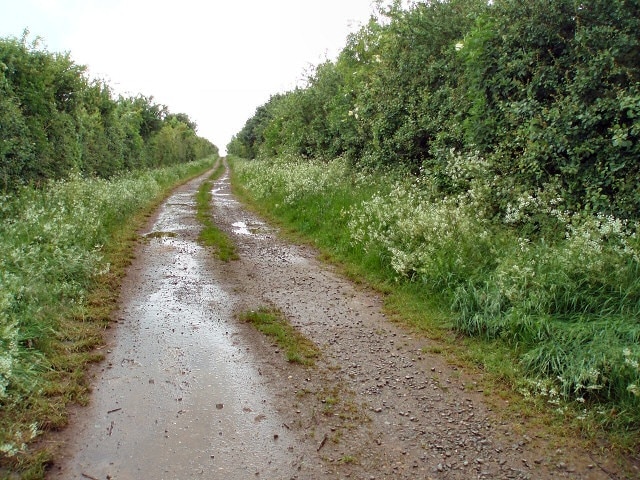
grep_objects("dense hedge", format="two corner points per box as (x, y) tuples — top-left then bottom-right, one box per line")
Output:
(228, 0), (640, 221)
(0, 34), (218, 190)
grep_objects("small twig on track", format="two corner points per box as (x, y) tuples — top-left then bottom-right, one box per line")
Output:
(317, 433), (328, 452)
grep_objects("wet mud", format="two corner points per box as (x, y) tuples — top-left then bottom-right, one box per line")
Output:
(49, 163), (627, 479)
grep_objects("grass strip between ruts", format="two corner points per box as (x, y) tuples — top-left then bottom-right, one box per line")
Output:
(195, 163), (238, 261)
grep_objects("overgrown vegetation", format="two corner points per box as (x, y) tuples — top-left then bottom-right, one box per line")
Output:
(0, 32), (218, 190)
(229, 150), (639, 450)
(195, 164), (238, 261)
(238, 306), (320, 366)
(0, 158), (215, 476)
(227, 0), (640, 450)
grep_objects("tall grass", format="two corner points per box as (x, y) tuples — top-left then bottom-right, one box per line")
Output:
(0, 158), (214, 467)
(230, 155), (640, 438)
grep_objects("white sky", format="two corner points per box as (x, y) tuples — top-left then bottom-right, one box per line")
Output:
(0, 0), (378, 153)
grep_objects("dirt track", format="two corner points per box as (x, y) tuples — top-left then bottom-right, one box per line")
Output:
(48, 162), (624, 479)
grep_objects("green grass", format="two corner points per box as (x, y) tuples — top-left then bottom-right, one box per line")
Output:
(0, 156), (217, 478)
(195, 165), (238, 261)
(339, 455), (356, 464)
(228, 155), (640, 465)
(238, 307), (320, 365)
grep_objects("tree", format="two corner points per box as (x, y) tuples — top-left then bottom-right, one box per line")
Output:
(0, 34), (218, 189)
(462, 0), (640, 218)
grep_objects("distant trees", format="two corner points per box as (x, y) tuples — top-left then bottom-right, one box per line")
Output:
(0, 33), (218, 191)
(227, 95), (284, 159)
(229, 0), (640, 221)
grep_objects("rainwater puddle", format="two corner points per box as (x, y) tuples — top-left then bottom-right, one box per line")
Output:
(212, 187), (230, 196)
(231, 220), (269, 237)
(211, 173), (235, 208)
(232, 220), (251, 235)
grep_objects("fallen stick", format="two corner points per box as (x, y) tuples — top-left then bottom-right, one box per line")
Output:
(317, 433), (328, 452)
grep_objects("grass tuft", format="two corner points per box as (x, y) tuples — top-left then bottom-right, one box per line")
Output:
(238, 307), (320, 366)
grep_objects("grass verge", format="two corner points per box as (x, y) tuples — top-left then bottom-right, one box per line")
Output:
(238, 307), (320, 366)
(0, 157), (216, 478)
(195, 162), (238, 261)
(228, 155), (640, 472)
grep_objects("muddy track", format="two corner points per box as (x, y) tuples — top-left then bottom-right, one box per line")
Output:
(49, 163), (622, 479)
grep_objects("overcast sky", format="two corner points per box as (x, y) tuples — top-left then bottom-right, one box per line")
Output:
(0, 0), (378, 153)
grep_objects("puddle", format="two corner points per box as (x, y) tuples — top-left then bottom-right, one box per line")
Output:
(211, 176), (271, 242)
(232, 220), (251, 235)
(231, 219), (271, 237)
(211, 175), (235, 208)
(212, 187), (230, 196)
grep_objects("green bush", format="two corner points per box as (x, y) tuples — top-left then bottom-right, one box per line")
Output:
(0, 33), (218, 189)
(462, 0), (640, 219)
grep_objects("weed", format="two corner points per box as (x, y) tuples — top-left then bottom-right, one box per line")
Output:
(296, 388), (312, 398)
(339, 455), (356, 464)
(238, 307), (320, 366)
(144, 231), (177, 240)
